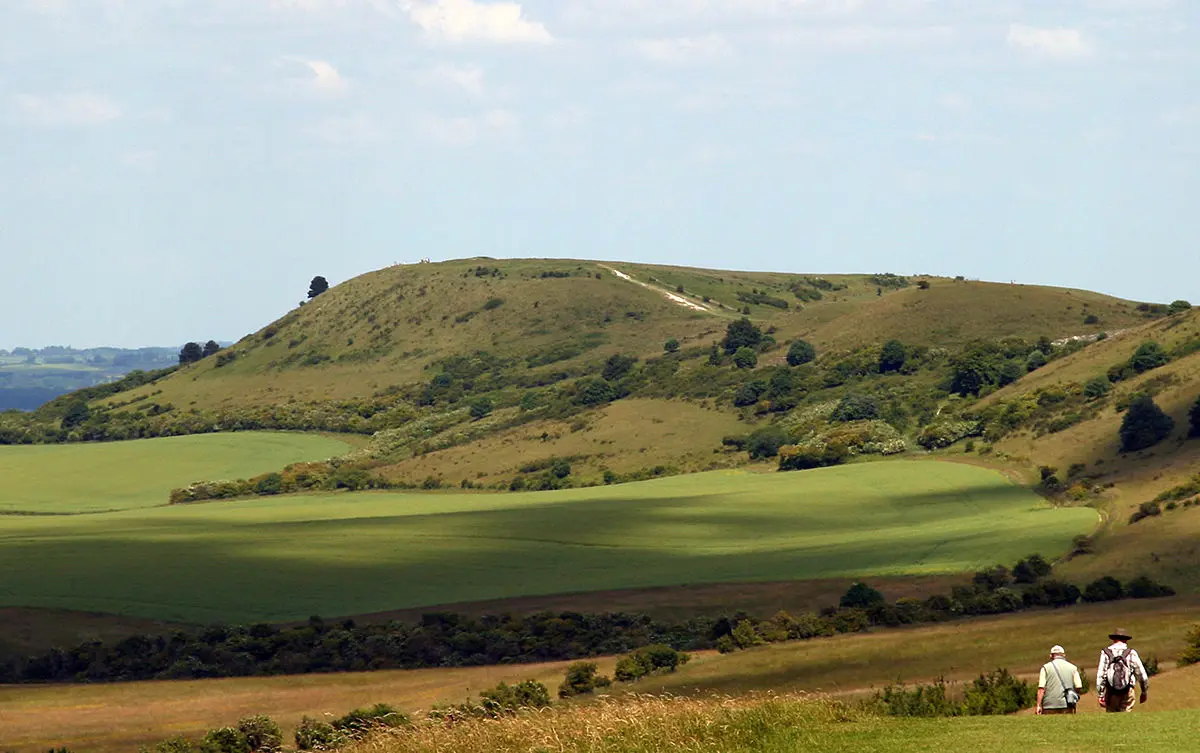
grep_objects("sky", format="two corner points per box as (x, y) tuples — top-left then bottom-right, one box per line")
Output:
(1, 0), (1198, 348)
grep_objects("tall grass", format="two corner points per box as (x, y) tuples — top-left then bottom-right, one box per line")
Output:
(350, 693), (865, 753)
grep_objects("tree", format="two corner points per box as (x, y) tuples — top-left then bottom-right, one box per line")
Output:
(1025, 350), (1047, 371)
(734, 381), (767, 407)
(722, 318), (763, 354)
(1119, 394), (1175, 452)
(60, 399), (90, 430)
(663, 338), (680, 353)
(786, 339), (816, 366)
(840, 582), (885, 609)
(179, 342), (203, 364)
(745, 426), (788, 459)
(1190, 395), (1200, 438)
(575, 377), (617, 406)
(469, 397), (494, 419)
(950, 348), (1000, 396)
(998, 361), (1025, 386)
(307, 276), (329, 299)
(878, 340), (906, 373)
(202, 340), (221, 358)
(732, 346), (758, 369)
(1129, 341), (1169, 374)
(1084, 376), (1112, 400)
(1169, 300), (1192, 314)
(558, 662), (609, 698)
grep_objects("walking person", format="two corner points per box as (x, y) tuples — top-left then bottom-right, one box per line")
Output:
(1096, 628), (1150, 712)
(1036, 644), (1083, 715)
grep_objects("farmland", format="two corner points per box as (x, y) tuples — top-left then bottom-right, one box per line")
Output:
(3, 596), (1196, 752)
(0, 432), (352, 514)
(0, 460), (1094, 623)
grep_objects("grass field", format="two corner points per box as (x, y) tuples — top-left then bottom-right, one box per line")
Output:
(0, 433), (351, 514)
(0, 461), (1095, 623)
(3, 597), (1196, 752)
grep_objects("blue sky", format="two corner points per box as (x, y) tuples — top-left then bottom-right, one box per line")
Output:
(2, 0), (1197, 348)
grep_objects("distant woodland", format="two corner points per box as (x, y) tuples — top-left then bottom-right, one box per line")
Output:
(0, 346), (179, 411)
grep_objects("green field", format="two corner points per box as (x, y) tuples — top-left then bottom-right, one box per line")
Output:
(0, 460), (1096, 623)
(0, 433), (352, 514)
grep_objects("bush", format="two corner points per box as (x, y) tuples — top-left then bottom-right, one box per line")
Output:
(479, 680), (553, 713)
(254, 473), (283, 496)
(1012, 554), (1052, 584)
(786, 339), (816, 366)
(732, 346), (759, 370)
(745, 426), (788, 460)
(558, 661), (610, 698)
(871, 678), (960, 717)
(1169, 299), (1192, 314)
(998, 361), (1024, 386)
(722, 318), (763, 355)
(1119, 394), (1174, 452)
(199, 728), (249, 753)
(1022, 580), (1080, 608)
(150, 739), (199, 753)
(1129, 341), (1169, 373)
(614, 644), (691, 682)
(961, 669), (1036, 715)
(1084, 376), (1112, 400)
(1126, 575), (1176, 599)
(1082, 576), (1124, 602)
(237, 716), (282, 753)
(733, 380), (767, 407)
(482, 297), (505, 310)
(1129, 501), (1162, 524)
(468, 397), (494, 420)
(777, 442), (848, 471)
(331, 704), (409, 739)
(575, 377), (617, 406)
(879, 340), (906, 373)
(294, 717), (338, 751)
(830, 394), (879, 422)
(602, 354), (638, 382)
(663, 338), (680, 353)
(917, 420), (980, 450)
(1179, 624), (1200, 667)
(1025, 350), (1048, 371)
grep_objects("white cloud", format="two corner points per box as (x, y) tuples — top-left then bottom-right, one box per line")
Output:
(417, 108), (519, 145)
(417, 63), (486, 96)
(633, 34), (734, 64)
(1006, 24), (1094, 60)
(401, 0), (552, 44)
(765, 24), (954, 51)
(277, 57), (348, 96)
(10, 92), (121, 127)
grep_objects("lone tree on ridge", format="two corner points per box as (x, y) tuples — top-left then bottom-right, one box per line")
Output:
(308, 276), (330, 299)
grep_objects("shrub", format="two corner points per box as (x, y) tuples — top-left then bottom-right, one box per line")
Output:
(998, 361), (1024, 386)
(478, 679), (552, 713)
(482, 297), (505, 310)
(732, 346), (759, 369)
(294, 717), (338, 751)
(1190, 395), (1200, 438)
(1179, 624), (1200, 667)
(777, 442), (848, 471)
(917, 279), (930, 290)
(602, 354), (638, 381)
(575, 377), (617, 406)
(733, 381), (767, 407)
(1084, 376), (1112, 400)
(1129, 501), (1161, 524)
(199, 728), (249, 753)
(1022, 580), (1080, 608)
(237, 716), (282, 753)
(1126, 575), (1176, 599)
(840, 582), (885, 609)
(614, 645), (691, 682)
(1070, 534), (1094, 557)
(1169, 299), (1192, 314)
(558, 661), (610, 698)
(469, 397), (494, 419)
(331, 704), (408, 739)
(1025, 350), (1048, 371)
(786, 339), (816, 366)
(745, 426), (788, 460)
(1129, 341), (1169, 373)
(1012, 554), (1052, 584)
(151, 739), (199, 753)
(1119, 394), (1174, 452)
(917, 420), (980, 449)
(254, 473), (283, 496)
(1084, 313), (1100, 324)
(1082, 576), (1124, 602)
(961, 669), (1036, 715)
(663, 338), (680, 353)
(829, 393), (879, 423)
(871, 678), (960, 717)
(731, 619), (764, 649)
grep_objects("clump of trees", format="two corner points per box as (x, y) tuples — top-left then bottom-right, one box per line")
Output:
(178, 340), (222, 365)
(307, 275), (329, 299)
(1119, 394), (1174, 452)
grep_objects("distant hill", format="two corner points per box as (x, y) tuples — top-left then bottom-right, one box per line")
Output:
(0, 346), (178, 411)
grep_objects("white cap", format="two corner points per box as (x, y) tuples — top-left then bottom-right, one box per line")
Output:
(1051, 645), (1065, 655)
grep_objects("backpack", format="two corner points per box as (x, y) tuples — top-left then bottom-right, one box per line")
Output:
(1104, 647), (1133, 692)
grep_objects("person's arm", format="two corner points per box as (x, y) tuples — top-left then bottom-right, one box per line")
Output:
(1096, 652), (1109, 707)
(1132, 650), (1150, 702)
(1036, 666), (1048, 714)
(1073, 668), (1084, 693)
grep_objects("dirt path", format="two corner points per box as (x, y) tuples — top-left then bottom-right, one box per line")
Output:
(598, 264), (723, 315)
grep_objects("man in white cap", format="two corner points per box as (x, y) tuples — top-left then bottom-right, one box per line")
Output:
(1036, 644), (1084, 715)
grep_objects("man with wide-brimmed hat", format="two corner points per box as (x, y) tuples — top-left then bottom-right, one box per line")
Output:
(1036, 644), (1084, 715)
(1096, 627), (1150, 712)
